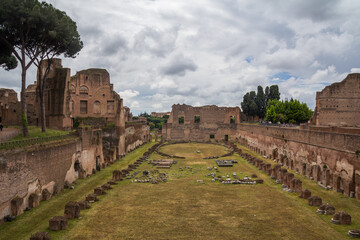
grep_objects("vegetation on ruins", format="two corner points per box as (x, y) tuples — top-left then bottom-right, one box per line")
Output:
(140, 112), (169, 130)
(241, 84), (280, 118)
(0, 0), (82, 136)
(31, 3), (83, 133)
(265, 98), (313, 124)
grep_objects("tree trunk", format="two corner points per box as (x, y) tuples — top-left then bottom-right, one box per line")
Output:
(38, 60), (51, 133)
(21, 63), (29, 137)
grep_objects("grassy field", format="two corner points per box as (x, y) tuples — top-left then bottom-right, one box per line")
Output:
(11, 126), (72, 141)
(1, 142), (358, 239)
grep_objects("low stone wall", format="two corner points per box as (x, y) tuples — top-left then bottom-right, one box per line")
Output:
(0, 129), (104, 219)
(236, 124), (360, 201)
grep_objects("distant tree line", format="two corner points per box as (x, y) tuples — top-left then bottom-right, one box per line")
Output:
(241, 85), (280, 118)
(139, 112), (169, 130)
(265, 99), (313, 124)
(241, 85), (313, 124)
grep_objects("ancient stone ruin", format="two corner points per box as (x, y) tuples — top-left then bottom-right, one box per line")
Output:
(29, 232), (51, 240)
(49, 216), (68, 231)
(331, 211), (351, 225)
(64, 202), (80, 219)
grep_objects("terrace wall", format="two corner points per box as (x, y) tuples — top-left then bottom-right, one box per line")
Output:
(236, 124), (360, 201)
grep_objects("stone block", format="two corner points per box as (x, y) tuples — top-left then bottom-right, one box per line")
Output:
(290, 178), (302, 193)
(278, 168), (287, 182)
(318, 203), (335, 215)
(28, 193), (40, 209)
(49, 216), (68, 231)
(94, 187), (106, 196)
(299, 189), (311, 199)
(29, 232), (51, 240)
(11, 196), (23, 216)
(85, 194), (99, 202)
(64, 202), (80, 219)
(42, 189), (52, 201)
(108, 180), (117, 185)
(308, 196), (322, 206)
(332, 211), (351, 225)
(255, 179), (264, 184)
(286, 173), (295, 187)
(348, 229), (360, 238)
(77, 201), (91, 210)
(101, 183), (112, 190)
(112, 170), (122, 181)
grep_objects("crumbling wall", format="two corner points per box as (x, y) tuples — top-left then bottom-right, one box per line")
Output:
(237, 124), (360, 201)
(311, 73), (360, 128)
(0, 129), (104, 219)
(125, 123), (150, 153)
(163, 104), (241, 142)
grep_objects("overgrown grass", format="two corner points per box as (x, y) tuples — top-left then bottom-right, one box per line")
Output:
(0, 141), (156, 240)
(11, 126), (72, 141)
(1, 142), (357, 239)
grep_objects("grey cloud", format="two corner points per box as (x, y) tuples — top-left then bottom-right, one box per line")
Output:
(133, 27), (179, 58)
(160, 54), (198, 76)
(101, 35), (128, 56)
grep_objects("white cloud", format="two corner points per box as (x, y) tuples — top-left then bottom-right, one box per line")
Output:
(1, 0), (359, 114)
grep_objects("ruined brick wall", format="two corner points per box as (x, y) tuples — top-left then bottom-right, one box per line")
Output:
(69, 69), (121, 123)
(311, 73), (360, 127)
(0, 129), (104, 219)
(236, 124), (360, 201)
(0, 89), (21, 125)
(163, 104), (241, 142)
(26, 59), (72, 130)
(125, 123), (150, 153)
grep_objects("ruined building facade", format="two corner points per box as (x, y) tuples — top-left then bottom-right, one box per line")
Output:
(0, 89), (21, 125)
(310, 73), (360, 128)
(162, 104), (241, 142)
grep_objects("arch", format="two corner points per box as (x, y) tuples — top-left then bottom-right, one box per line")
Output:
(79, 85), (89, 95)
(93, 101), (101, 114)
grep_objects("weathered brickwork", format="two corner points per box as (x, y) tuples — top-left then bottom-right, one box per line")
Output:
(311, 73), (360, 128)
(0, 89), (21, 125)
(162, 104), (241, 142)
(125, 123), (151, 153)
(25, 59), (124, 130)
(0, 129), (104, 219)
(236, 124), (360, 201)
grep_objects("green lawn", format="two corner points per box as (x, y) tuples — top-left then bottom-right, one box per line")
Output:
(1, 142), (357, 240)
(11, 126), (72, 141)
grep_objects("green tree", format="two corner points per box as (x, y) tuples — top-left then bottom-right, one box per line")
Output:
(256, 86), (266, 118)
(265, 99), (313, 124)
(265, 86), (270, 103)
(0, 40), (17, 70)
(269, 85), (280, 101)
(0, 0), (82, 136)
(29, 2), (83, 132)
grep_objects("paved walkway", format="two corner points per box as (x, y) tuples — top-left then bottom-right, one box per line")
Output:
(0, 128), (21, 142)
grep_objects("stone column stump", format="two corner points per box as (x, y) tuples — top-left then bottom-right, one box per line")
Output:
(49, 216), (68, 231)
(299, 189), (311, 199)
(308, 196), (322, 206)
(85, 194), (99, 203)
(64, 202), (80, 219)
(29, 232), (51, 240)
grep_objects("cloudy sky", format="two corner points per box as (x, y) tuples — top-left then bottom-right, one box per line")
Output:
(1, 0), (360, 115)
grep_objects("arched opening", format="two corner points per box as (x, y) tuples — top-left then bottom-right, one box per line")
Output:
(79, 85), (89, 96)
(93, 101), (101, 114)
